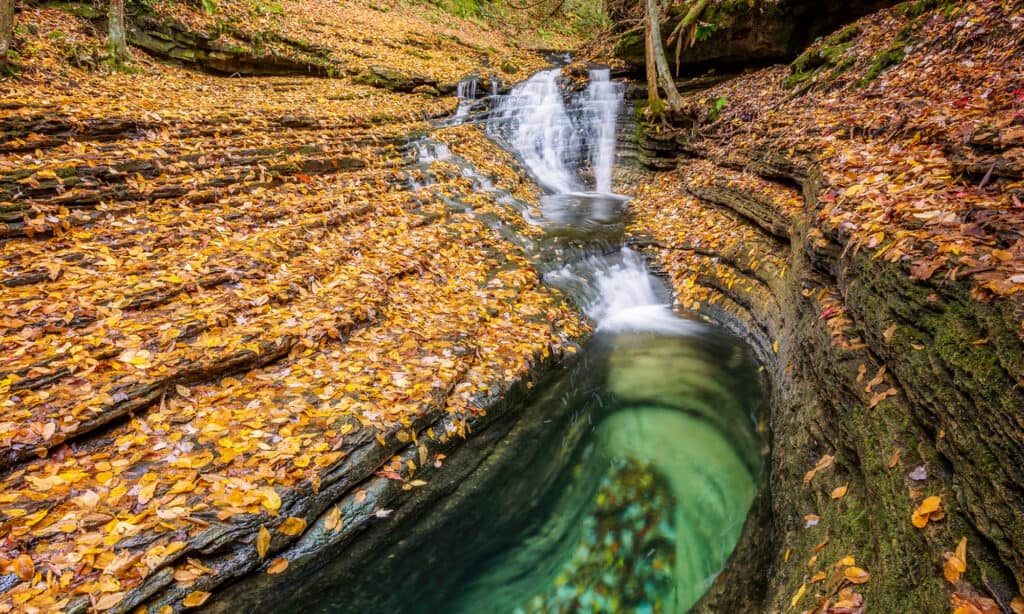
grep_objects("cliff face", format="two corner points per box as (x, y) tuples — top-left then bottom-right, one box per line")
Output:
(610, 0), (898, 74)
(623, 1), (1024, 610)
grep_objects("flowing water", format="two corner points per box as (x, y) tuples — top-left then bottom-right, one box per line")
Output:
(286, 65), (765, 613)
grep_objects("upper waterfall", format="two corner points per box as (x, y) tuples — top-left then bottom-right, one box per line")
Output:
(487, 66), (624, 196)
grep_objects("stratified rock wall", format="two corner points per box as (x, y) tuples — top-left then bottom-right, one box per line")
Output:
(611, 0), (898, 74)
(624, 1), (1024, 610)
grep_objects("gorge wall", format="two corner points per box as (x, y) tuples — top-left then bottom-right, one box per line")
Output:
(620, 1), (1024, 611)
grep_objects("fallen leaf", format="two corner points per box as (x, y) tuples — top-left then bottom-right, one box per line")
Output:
(183, 591), (211, 608)
(944, 536), (968, 584)
(804, 454), (835, 483)
(888, 448), (902, 468)
(13, 554), (34, 581)
(831, 483), (849, 499)
(94, 592), (125, 611)
(257, 525), (270, 559)
(844, 566), (870, 584)
(883, 323), (897, 343)
(279, 517), (307, 536)
(912, 495), (943, 528)
(791, 583), (807, 607)
(324, 506), (342, 532)
(267, 557), (289, 574)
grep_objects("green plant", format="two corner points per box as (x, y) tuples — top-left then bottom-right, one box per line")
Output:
(202, 0), (218, 15)
(694, 20), (717, 42)
(707, 96), (728, 122)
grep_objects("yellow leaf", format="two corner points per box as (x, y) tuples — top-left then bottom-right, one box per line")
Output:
(267, 557), (289, 574)
(831, 483), (849, 500)
(912, 495), (943, 528)
(324, 506), (342, 532)
(257, 525), (270, 559)
(844, 566), (870, 584)
(944, 537), (968, 584)
(260, 487), (282, 513)
(279, 517), (307, 536)
(836, 555), (856, 568)
(790, 583), (806, 607)
(182, 591), (211, 608)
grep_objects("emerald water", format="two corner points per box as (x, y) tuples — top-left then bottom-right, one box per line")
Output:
(276, 65), (766, 613)
(287, 319), (765, 614)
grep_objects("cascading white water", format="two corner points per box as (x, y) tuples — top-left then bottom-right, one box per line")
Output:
(452, 77), (478, 123)
(586, 69), (620, 194)
(489, 69), (582, 193)
(487, 67), (624, 195)
(546, 249), (699, 336)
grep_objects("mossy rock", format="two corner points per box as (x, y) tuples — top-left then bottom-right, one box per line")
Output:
(353, 65), (435, 92)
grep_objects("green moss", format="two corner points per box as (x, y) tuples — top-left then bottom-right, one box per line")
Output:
(784, 24), (859, 90)
(897, 0), (944, 19)
(612, 29), (642, 60)
(859, 44), (905, 85)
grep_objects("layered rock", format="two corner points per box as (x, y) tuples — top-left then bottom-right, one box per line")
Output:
(623, 1), (1024, 610)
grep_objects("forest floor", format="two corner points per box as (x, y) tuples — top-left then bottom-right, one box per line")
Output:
(0, 2), (592, 612)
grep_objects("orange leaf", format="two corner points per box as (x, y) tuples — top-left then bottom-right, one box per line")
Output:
(831, 483), (849, 499)
(182, 591), (211, 608)
(13, 554), (34, 581)
(803, 454), (834, 483)
(916, 495), (942, 515)
(267, 557), (289, 574)
(887, 448), (902, 468)
(279, 517), (307, 536)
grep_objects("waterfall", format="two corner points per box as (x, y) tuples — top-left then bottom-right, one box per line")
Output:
(546, 249), (699, 336)
(451, 76), (479, 123)
(487, 67), (624, 196)
(586, 69), (620, 194)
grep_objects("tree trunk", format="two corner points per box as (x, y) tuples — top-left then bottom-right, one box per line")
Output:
(0, 0), (14, 72)
(108, 0), (127, 63)
(645, 0), (684, 112)
(644, 0), (662, 112)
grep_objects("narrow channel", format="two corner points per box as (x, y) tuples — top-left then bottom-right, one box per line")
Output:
(288, 64), (766, 613)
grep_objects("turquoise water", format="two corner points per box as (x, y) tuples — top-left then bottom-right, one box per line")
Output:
(279, 67), (765, 613)
(283, 325), (765, 614)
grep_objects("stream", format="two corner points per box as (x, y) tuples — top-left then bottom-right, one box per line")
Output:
(286, 65), (766, 613)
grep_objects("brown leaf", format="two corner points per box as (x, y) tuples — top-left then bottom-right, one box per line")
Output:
(94, 592), (125, 611)
(804, 454), (835, 483)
